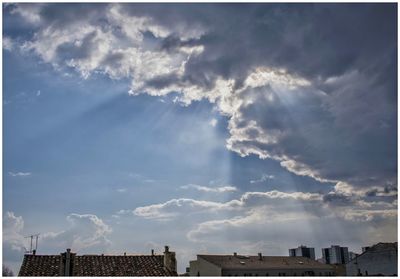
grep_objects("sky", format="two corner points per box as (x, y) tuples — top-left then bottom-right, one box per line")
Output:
(2, 3), (398, 274)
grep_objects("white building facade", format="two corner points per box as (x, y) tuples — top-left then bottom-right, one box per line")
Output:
(322, 245), (349, 264)
(189, 253), (334, 276)
(289, 246), (316, 260)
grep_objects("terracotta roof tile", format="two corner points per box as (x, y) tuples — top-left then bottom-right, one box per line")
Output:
(19, 254), (177, 276)
(18, 255), (61, 276)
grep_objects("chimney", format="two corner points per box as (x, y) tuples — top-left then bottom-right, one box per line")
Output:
(59, 248), (76, 276)
(163, 246), (176, 273)
(258, 253), (262, 260)
(151, 249), (154, 256)
(233, 252), (237, 257)
(65, 248), (71, 276)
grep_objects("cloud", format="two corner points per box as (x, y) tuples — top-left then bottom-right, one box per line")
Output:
(6, 4), (396, 190)
(186, 206), (397, 245)
(3, 212), (26, 252)
(131, 190), (323, 221)
(3, 212), (28, 274)
(209, 118), (218, 127)
(340, 209), (398, 222)
(133, 198), (227, 220)
(116, 188), (127, 193)
(3, 36), (14, 51)
(133, 185), (396, 226)
(128, 172), (159, 184)
(8, 172), (31, 177)
(183, 188), (397, 243)
(42, 214), (112, 252)
(130, 183), (397, 246)
(3, 211), (112, 261)
(250, 174), (275, 184)
(180, 184), (237, 193)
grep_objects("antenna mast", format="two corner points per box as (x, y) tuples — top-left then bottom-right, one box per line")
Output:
(24, 234), (40, 254)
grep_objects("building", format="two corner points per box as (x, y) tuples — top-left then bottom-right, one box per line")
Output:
(322, 245), (349, 264)
(346, 242), (397, 276)
(348, 252), (358, 261)
(189, 253), (334, 276)
(362, 246), (371, 252)
(18, 246), (177, 276)
(289, 245), (316, 260)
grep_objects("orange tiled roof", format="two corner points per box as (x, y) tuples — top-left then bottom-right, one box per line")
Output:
(18, 254), (177, 276)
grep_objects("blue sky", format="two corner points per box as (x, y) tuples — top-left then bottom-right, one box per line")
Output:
(3, 3), (397, 274)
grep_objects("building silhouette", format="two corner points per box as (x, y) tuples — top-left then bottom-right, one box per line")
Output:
(289, 245), (316, 260)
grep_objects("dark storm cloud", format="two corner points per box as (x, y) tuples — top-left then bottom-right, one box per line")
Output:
(120, 4), (396, 88)
(145, 74), (181, 90)
(5, 3), (397, 190)
(8, 4), (396, 82)
(159, 35), (201, 52)
(323, 192), (353, 206)
(365, 185), (398, 198)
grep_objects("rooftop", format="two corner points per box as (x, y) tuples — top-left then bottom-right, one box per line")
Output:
(198, 254), (333, 270)
(348, 242), (398, 264)
(19, 252), (177, 276)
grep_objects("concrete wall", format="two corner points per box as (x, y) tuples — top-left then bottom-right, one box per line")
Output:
(189, 257), (334, 276)
(222, 268), (334, 276)
(346, 249), (397, 276)
(189, 257), (221, 276)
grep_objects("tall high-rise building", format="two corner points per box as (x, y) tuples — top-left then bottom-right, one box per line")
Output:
(322, 245), (349, 264)
(289, 245), (316, 260)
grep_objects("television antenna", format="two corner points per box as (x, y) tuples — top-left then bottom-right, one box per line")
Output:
(24, 234), (40, 254)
